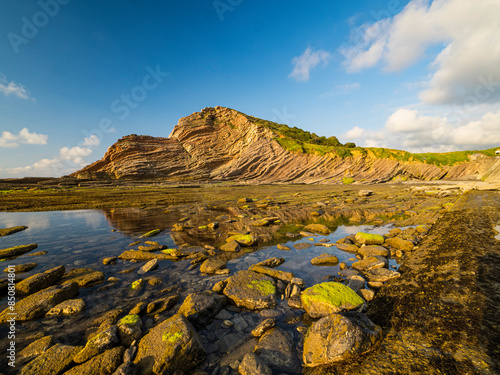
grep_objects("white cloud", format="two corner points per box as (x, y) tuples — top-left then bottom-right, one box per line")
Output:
(59, 146), (93, 164)
(345, 108), (500, 152)
(341, 0), (500, 105)
(344, 126), (365, 139)
(83, 135), (100, 147)
(5, 158), (69, 177)
(0, 73), (30, 99)
(289, 46), (332, 82)
(0, 128), (48, 148)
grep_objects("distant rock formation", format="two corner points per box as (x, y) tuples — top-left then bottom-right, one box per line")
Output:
(71, 106), (498, 184)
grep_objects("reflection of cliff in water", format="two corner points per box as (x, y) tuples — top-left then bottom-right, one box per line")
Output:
(102, 208), (181, 236)
(103, 201), (410, 246)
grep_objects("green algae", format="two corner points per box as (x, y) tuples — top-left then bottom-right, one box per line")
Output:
(248, 280), (276, 295)
(355, 232), (385, 245)
(130, 279), (144, 290)
(162, 331), (183, 343)
(118, 314), (140, 326)
(140, 229), (160, 238)
(301, 282), (364, 312)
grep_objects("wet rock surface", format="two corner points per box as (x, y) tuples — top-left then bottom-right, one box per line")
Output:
(1, 184), (495, 375)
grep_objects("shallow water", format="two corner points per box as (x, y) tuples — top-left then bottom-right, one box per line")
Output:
(0, 209), (404, 361)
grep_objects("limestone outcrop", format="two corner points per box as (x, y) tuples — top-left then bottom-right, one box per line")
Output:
(71, 106), (499, 183)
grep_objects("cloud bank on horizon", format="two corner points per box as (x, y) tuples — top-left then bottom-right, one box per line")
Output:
(337, 0), (500, 152)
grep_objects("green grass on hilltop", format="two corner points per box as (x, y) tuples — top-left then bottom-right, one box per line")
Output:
(240, 109), (499, 166)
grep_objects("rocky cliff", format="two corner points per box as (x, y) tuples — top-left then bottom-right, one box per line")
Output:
(71, 106), (498, 184)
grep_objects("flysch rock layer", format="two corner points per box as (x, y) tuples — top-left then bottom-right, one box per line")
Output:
(71, 107), (498, 183)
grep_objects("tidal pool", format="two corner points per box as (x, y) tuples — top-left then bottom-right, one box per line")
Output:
(0, 208), (404, 365)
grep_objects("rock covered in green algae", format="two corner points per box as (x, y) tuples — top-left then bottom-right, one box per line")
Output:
(117, 314), (142, 347)
(301, 282), (364, 318)
(134, 313), (205, 375)
(118, 250), (177, 261)
(303, 312), (382, 367)
(0, 282), (79, 323)
(0, 225), (28, 236)
(226, 234), (257, 246)
(0, 243), (37, 258)
(303, 223), (331, 235)
(178, 291), (227, 329)
(19, 344), (82, 375)
(223, 270), (277, 310)
(15, 265), (65, 296)
(140, 229), (160, 238)
(64, 346), (125, 375)
(355, 232), (385, 245)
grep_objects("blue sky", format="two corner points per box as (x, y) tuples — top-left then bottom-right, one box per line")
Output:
(1, 0), (499, 177)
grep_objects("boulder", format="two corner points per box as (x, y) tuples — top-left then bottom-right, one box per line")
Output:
(239, 352), (272, 375)
(226, 234), (257, 246)
(301, 282), (364, 318)
(117, 314), (142, 347)
(15, 265), (65, 296)
(311, 253), (339, 265)
(134, 314), (205, 375)
(200, 258), (227, 274)
(303, 224), (331, 235)
(303, 312), (382, 366)
(351, 256), (387, 271)
(385, 237), (414, 252)
(223, 271), (277, 310)
(254, 328), (301, 373)
(178, 291), (227, 329)
(355, 232), (385, 245)
(19, 344), (82, 375)
(358, 245), (389, 257)
(64, 346), (125, 375)
(220, 240), (241, 252)
(0, 282), (79, 323)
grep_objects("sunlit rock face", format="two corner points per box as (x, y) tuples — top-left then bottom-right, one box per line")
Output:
(72, 106), (495, 183)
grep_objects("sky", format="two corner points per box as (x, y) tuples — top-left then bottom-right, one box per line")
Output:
(1, 0), (500, 178)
